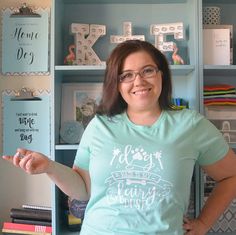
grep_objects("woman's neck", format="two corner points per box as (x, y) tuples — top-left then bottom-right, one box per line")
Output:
(126, 107), (162, 126)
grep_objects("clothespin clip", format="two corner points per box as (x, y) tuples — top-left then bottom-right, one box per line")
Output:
(11, 87), (41, 101)
(10, 3), (41, 18)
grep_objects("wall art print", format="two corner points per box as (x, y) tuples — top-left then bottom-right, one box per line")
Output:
(60, 83), (103, 144)
(2, 7), (49, 75)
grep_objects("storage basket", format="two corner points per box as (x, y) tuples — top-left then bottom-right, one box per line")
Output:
(203, 6), (221, 25)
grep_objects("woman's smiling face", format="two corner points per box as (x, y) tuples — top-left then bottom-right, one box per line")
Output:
(118, 50), (162, 114)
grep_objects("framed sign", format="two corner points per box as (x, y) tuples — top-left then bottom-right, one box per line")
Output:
(2, 6), (49, 74)
(2, 88), (51, 156)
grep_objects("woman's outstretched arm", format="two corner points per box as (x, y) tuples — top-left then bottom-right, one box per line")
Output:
(2, 148), (90, 201)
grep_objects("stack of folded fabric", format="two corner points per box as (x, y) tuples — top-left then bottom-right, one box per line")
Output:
(204, 84), (236, 106)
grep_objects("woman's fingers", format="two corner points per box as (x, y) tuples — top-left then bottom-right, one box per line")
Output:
(183, 217), (190, 223)
(2, 155), (13, 162)
(2, 150), (35, 173)
(19, 154), (32, 171)
(3, 149), (49, 175)
(185, 231), (194, 235)
(183, 217), (193, 233)
(183, 222), (192, 230)
(17, 148), (32, 157)
(12, 152), (22, 166)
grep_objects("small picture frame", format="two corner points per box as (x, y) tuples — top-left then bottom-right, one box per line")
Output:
(60, 83), (103, 144)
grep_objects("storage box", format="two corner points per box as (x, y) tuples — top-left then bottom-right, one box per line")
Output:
(209, 120), (236, 143)
(204, 172), (236, 232)
(221, 132), (236, 143)
(203, 27), (231, 65)
(206, 106), (236, 144)
(204, 197), (236, 232)
(205, 106), (236, 120)
(210, 120), (236, 131)
(203, 6), (221, 25)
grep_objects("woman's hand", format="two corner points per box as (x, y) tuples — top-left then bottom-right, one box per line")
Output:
(2, 148), (52, 175)
(183, 217), (208, 235)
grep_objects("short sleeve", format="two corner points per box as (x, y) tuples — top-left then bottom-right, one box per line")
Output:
(73, 117), (97, 170)
(192, 111), (229, 166)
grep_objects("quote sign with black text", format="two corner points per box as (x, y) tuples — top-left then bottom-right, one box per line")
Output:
(3, 95), (50, 156)
(2, 8), (49, 74)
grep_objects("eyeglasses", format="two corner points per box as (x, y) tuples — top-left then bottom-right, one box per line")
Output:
(119, 66), (160, 83)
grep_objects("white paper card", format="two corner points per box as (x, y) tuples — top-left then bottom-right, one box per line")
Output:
(203, 28), (230, 65)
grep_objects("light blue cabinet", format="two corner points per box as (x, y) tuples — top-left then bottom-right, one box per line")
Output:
(50, 0), (235, 234)
(199, 1), (236, 235)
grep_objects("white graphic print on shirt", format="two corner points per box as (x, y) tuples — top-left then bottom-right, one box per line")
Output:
(105, 145), (173, 211)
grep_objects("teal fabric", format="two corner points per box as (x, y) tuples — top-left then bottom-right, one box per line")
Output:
(74, 109), (229, 235)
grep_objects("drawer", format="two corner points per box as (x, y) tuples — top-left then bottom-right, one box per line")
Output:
(205, 106), (236, 120)
(221, 131), (236, 143)
(210, 120), (236, 131)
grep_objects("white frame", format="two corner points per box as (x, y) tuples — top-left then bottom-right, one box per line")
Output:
(60, 83), (103, 142)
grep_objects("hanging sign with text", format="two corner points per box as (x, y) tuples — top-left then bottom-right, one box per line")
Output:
(2, 91), (50, 156)
(2, 8), (49, 74)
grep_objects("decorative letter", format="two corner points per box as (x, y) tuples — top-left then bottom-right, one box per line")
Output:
(110, 22), (145, 44)
(150, 22), (184, 52)
(70, 23), (106, 65)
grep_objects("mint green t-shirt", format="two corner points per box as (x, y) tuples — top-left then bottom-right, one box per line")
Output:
(74, 109), (229, 235)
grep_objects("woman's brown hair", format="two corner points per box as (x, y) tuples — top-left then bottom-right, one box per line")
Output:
(96, 40), (173, 116)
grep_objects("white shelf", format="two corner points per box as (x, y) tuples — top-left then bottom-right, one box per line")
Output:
(63, 0), (188, 4)
(55, 144), (79, 150)
(204, 65), (236, 76)
(55, 64), (195, 76)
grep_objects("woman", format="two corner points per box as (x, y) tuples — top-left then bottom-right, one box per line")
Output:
(3, 40), (236, 235)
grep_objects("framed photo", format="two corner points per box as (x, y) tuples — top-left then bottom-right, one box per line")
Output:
(60, 83), (103, 144)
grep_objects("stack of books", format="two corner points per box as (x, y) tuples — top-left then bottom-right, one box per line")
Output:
(2, 222), (52, 235)
(2, 205), (52, 235)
